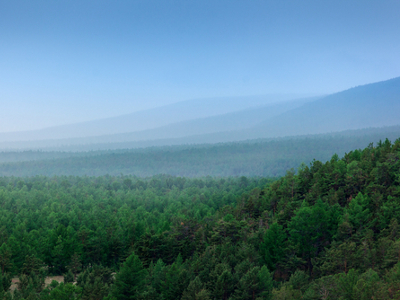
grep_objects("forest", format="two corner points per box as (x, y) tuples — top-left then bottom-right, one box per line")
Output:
(0, 138), (399, 299)
(1, 125), (400, 178)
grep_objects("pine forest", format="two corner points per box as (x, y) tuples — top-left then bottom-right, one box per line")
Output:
(0, 139), (398, 299)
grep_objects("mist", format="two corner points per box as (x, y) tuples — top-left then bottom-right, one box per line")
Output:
(0, 0), (399, 178)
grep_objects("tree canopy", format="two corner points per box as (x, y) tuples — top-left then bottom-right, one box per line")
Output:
(0, 138), (400, 299)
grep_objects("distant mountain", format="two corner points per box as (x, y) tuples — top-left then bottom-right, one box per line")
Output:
(0, 94), (302, 142)
(173, 76), (400, 143)
(0, 76), (398, 150)
(71, 98), (312, 143)
(0, 97), (313, 149)
(247, 76), (400, 138)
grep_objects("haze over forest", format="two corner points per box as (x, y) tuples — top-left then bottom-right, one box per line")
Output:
(0, 76), (399, 178)
(2, 1), (400, 300)
(0, 0), (399, 176)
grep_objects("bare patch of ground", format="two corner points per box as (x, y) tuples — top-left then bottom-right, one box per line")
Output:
(10, 276), (64, 292)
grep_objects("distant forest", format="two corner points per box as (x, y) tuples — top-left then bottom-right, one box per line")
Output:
(1, 126), (400, 177)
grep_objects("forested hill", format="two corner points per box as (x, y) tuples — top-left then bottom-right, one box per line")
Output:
(1, 126), (400, 177)
(0, 138), (400, 299)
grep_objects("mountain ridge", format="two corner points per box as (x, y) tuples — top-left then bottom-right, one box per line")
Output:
(0, 76), (399, 150)
(0, 94), (304, 142)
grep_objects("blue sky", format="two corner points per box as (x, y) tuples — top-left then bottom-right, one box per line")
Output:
(1, 0), (400, 132)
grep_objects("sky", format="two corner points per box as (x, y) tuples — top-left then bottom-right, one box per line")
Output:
(1, 0), (400, 132)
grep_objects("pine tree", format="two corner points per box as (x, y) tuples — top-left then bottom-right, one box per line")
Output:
(260, 223), (286, 271)
(258, 266), (273, 300)
(288, 199), (337, 275)
(231, 266), (273, 300)
(68, 253), (82, 280)
(181, 276), (210, 300)
(0, 244), (12, 274)
(21, 255), (43, 275)
(336, 269), (359, 300)
(0, 272), (12, 292)
(112, 253), (147, 300)
(49, 282), (82, 300)
(211, 263), (234, 300)
(64, 270), (75, 284)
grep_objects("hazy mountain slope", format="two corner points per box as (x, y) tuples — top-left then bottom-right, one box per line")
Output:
(74, 98), (312, 142)
(0, 98), (312, 150)
(1, 76), (398, 149)
(0, 94), (302, 142)
(159, 76), (400, 143)
(249, 76), (400, 137)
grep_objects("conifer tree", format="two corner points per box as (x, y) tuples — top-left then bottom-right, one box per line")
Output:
(112, 253), (147, 300)
(260, 223), (286, 271)
(0, 244), (12, 274)
(68, 253), (82, 280)
(64, 270), (74, 284)
(0, 272), (11, 292)
(181, 276), (210, 300)
(211, 263), (234, 300)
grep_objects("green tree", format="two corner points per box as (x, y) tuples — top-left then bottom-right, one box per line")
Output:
(231, 265), (273, 300)
(320, 241), (358, 274)
(260, 223), (286, 272)
(288, 199), (338, 275)
(354, 269), (380, 300)
(0, 271), (12, 293)
(77, 265), (114, 300)
(335, 269), (359, 300)
(47, 283), (82, 300)
(112, 253), (147, 300)
(160, 254), (189, 300)
(212, 263), (235, 300)
(21, 255), (43, 275)
(68, 253), (82, 280)
(0, 244), (12, 274)
(257, 265), (273, 300)
(64, 270), (74, 284)
(181, 276), (210, 300)
(346, 192), (371, 232)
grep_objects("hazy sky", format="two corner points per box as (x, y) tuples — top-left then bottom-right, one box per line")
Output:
(1, 0), (400, 132)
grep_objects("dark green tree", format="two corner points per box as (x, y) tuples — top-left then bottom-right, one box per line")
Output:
(260, 223), (286, 272)
(288, 199), (338, 275)
(112, 253), (147, 300)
